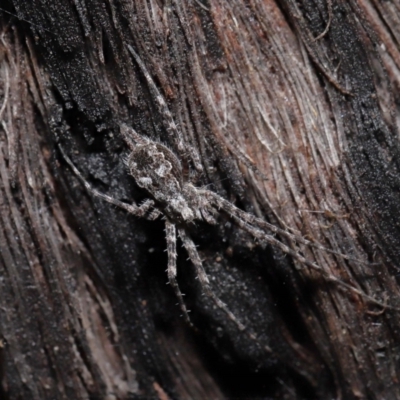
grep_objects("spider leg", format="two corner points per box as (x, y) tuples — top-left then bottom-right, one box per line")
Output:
(200, 209), (217, 225)
(312, 0), (332, 42)
(58, 143), (154, 217)
(148, 208), (162, 220)
(221, 209), (392, 311)
(178, 228), (272, 351)
(204, 190), (373, 266)
(178, 228), (244, 331)
(127, 45), (185, 152)
(127, 45), (203, 172)
(121, 124), (149, 147)
(165, 220), (193, 327)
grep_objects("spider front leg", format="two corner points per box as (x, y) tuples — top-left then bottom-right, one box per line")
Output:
(120, 124), (149, 148)
(58, 142), (154, 217)
(126, 45), (203, 173)
(165, 220), (193, 327)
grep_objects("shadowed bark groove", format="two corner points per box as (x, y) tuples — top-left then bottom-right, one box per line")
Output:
(0, 0), (400, 398)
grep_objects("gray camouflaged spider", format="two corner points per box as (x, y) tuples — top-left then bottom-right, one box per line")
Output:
(58, 121), (387, 346)
(56, 45), (390, 348)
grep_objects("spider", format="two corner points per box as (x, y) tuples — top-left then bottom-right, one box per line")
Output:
(57, 121), (388, 342)
(55, 45), (390, 350)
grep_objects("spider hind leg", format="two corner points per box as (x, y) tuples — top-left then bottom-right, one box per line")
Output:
(216, 201), (392, 311)
(178, 228), (273, 351)
(178, 228), (246, 332)
(165, 220), (193, 327)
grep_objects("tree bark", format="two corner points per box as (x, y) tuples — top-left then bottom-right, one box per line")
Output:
(1, 0), (400, 398)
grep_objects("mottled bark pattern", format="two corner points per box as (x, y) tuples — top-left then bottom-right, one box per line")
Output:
(0, 0), (400, 399)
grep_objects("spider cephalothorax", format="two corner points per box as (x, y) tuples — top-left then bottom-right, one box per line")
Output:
(124, 128), (210, 224)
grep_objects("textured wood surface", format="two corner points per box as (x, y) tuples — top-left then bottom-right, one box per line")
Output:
(1, 1), (400, 398)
